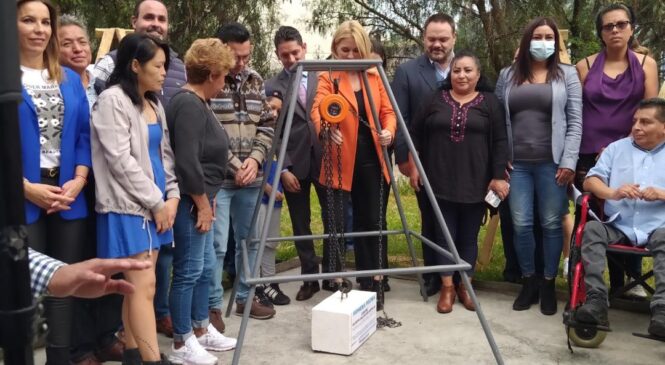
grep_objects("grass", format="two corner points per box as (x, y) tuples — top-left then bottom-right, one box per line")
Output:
(272, 176), (655, 291)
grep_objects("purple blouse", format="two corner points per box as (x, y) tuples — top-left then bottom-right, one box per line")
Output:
(580, 50), (645, 154)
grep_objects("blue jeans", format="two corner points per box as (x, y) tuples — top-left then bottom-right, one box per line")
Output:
(170, 196), (215, 342)
(509, 162), (566, 278)
(154, 244), (173, 320)
(210, 187), (261, 305)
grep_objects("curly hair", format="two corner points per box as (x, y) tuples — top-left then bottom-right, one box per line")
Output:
(184, 38), (235, 84)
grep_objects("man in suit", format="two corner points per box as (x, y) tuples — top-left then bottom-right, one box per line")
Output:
(265, 26), (323, 301)
(392, 13), (457, 297)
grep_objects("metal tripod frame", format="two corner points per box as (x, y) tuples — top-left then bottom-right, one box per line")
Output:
(225, 60), (504, 364)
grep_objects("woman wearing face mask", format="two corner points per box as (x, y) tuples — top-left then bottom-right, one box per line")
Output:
(574, 3), (659, 301)
(495, 17), (582, 316)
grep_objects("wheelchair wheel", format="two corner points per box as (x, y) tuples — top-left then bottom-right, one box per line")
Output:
(568, 325), (607, 348)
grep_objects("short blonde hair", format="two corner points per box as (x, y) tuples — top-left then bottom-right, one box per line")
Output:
(331, 20), (372, 59)
(184, 38), (235, 84)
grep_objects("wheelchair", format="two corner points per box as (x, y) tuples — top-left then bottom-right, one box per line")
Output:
(562, 193), (657, 348)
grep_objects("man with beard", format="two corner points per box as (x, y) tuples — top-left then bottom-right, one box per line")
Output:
(391, 13), (457, 297)
(92, 0), (187, 338)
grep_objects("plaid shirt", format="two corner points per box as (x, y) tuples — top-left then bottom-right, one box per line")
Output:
(29, 248), (65, 298)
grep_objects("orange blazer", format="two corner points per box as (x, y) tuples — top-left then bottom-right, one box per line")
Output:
(311, 69), (397, 191)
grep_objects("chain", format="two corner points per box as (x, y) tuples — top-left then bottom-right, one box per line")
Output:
(322, 122), (351, 299)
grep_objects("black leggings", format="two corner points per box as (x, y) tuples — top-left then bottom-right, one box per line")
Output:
(422, 197), (486, 283)
(318, 143), (389, 280)
(27, 178), (89, 364)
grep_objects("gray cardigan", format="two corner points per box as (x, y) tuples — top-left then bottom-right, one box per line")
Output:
(91, 85), (179, 219)
(495, 64), (582, 170)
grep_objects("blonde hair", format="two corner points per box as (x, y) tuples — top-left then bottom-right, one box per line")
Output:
(18, 0), (63, 82)
(331, 20), (372, 59)
(184, 38), (235, 84)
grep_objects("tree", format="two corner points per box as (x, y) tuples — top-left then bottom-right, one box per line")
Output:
(305, 0), (664, 80)
(53, 0), (281, 76)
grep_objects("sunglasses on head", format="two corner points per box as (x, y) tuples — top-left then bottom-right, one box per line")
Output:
(601, 21), (631, 32)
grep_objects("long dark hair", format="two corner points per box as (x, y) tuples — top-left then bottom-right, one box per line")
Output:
(107, 33), (170, 106)
(511, 17), (562, 85)
(440, 49), (494, 92)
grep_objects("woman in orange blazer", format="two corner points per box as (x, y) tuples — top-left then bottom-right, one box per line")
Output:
(311, 20), (396, 310)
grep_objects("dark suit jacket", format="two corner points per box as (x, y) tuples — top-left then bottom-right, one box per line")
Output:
(391, 54), (440, 164)
(266, 69), (321, 180)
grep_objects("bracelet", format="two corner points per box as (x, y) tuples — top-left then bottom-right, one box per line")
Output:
(74, 174), (87, 185)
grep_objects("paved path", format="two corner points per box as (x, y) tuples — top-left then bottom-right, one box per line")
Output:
(27, 270), (663, 364)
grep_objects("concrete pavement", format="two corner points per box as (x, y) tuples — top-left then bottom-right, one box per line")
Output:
(27, 269), (664, 364)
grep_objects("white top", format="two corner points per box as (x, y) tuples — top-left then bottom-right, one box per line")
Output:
(21, 66), (64, 169)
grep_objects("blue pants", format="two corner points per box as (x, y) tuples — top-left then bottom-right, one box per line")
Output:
(170, 196), (215, 342)
(509, 162), (566, 278)
(210, 187), (261, 305)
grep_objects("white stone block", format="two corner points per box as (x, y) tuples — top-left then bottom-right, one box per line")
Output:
(311, 289), (377, 355)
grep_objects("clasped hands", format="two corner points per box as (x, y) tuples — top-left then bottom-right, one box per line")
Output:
(611, 184), (665, 201)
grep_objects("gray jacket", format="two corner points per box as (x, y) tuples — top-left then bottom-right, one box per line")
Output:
(91, 85), (179, 219)
(495, 64), (583, 170)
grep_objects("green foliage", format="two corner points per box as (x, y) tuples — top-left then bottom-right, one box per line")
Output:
(52, 0), (280, 76)
(305, 0), (665, 81)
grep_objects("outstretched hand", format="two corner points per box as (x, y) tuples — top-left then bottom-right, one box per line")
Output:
(48, 258), (152, 298)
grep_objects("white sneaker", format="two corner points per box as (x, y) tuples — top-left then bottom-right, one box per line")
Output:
(198, 324), (237, 352)
(169, 335), (218, 365)
(625, 279), (648, 299)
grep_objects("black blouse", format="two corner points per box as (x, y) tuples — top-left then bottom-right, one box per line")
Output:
(166, 89), (229, 197)
(410, 90), (508, 203)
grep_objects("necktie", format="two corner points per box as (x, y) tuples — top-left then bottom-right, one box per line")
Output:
(298, 73), (307, 107)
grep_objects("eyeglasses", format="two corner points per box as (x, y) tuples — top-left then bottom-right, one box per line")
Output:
(601, 21), (631, 33)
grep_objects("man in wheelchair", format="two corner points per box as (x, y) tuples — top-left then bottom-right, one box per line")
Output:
(577, 98), (665, 339)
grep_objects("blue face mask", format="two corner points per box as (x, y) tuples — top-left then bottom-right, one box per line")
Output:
(529, 40), (556, 61)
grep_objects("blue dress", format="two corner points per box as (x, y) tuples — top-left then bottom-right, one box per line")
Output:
(97, 123), (174, 258)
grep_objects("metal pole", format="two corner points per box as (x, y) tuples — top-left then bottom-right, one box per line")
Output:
(359, 69), (427, 301)
(375, 63), (504, 365)
(229, 59), (504, 364)
(231, 64), (304, 365)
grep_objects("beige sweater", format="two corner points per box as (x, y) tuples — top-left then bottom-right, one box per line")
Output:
(91, 85), (179, 219)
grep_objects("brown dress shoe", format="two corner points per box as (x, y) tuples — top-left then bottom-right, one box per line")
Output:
(95, 338), (124, 362)
(156, 316), (174, 338)
(437, 285), (455, 313)
(456, 282), (476, 311)
(209, 308), (226, 333)
(296, 281), (320, 301)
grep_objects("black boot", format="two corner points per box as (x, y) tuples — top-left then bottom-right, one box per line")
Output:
(576, 291), (609, 327)
(512, 275), (539, 311)
(648, 305), (665, 338)
(373, 280), (384, 311)
(122, 348), (142, 365)
(143, 354), (172, 365)
(539, 278), (557, 315)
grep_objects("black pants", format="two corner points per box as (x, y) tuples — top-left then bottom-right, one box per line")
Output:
(27, 177), (88, 365)
(70, 174), (123, 362)
(422, 197), (485, 283)
(317, 146), (388, 281)
(284, 177), (323, 281)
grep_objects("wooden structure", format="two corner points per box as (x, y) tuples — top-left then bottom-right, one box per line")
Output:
(94, 28), (133, 62)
